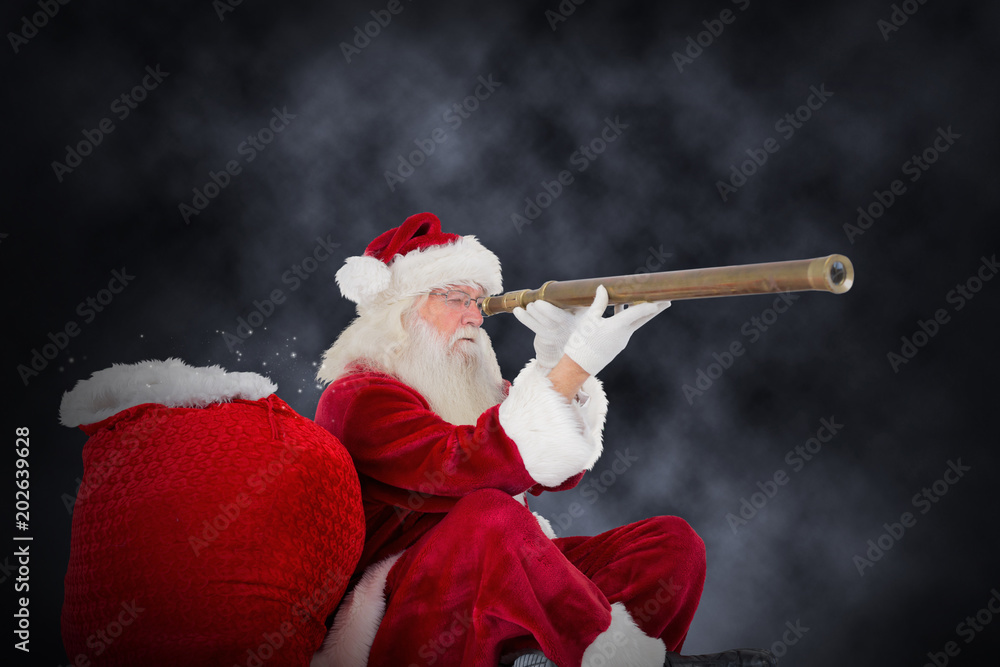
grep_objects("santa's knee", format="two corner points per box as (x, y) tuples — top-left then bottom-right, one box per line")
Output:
(645, 516), (706, 570)
(447, 489), (555, 560)
(450, 488), (535, 527)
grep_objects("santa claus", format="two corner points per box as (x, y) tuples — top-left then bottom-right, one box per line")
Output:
(311, 213), (775, 667)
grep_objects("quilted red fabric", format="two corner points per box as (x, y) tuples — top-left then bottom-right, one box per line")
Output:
(62, 395), (364, 666)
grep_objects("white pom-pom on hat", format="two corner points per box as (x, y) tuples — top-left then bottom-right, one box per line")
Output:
(335, 255), (392, 305)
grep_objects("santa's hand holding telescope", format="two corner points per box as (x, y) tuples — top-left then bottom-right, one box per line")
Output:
(514, 284), (671, 377)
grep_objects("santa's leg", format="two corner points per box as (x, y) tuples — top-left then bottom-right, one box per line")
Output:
(555, 515), (707, 652)
(367, 488), (620, 667)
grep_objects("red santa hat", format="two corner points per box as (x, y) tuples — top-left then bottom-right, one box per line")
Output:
(335, 212), (502, 308)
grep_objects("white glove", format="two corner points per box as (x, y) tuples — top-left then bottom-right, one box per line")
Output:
(512, 300), (585, 370)
(563, 285), (670, 376)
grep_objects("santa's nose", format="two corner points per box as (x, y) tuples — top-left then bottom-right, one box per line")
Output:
(461, 304), (483, 326)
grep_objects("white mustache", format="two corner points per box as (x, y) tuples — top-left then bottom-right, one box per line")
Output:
(449, 326), (480, 345)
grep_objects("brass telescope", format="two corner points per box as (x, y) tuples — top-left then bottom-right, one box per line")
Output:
(481, 254), (854, 316)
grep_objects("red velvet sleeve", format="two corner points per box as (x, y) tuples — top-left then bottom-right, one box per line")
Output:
(316, 373), (538, 503)
(528, 472), (584, 496)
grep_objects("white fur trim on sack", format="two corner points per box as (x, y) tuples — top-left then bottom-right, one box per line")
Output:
(581, 602), (666, 667)
(337, 236), (502, 308)
(498, 360), (602, 488)
(312, 552), (403, 667)
(59, 358), (277, 428)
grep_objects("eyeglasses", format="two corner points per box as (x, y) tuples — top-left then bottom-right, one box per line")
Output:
(428, 289), (487, 313)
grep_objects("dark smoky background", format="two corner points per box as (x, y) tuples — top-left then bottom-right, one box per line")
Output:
(3, 0), (999, 664)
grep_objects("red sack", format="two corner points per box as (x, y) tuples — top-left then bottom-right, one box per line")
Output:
(59, 359), (364, 666)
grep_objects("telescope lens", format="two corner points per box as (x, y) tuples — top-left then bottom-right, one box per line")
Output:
(830, 261), (846, 285)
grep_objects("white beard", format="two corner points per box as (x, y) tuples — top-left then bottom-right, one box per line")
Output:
(387, 314), (506, 426)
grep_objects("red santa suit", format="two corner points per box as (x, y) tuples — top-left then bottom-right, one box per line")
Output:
(310, 212), (706, 666)
(312, 360), (706, 666)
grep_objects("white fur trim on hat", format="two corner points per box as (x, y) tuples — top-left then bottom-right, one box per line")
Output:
(312, 552), (403, 667)
(581, 602), (666, 667)
(498, 360), (602, 488)
(59, 358), (277, 427)
(337, 236), (502, 307)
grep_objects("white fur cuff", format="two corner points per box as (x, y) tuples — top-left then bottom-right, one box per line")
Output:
(515, 493), (558, 539)
(533, 511), (558, 539)
(582, 602), (666, 667)
(576, 375), (609, 454)
(498, 360), (602, 488)
(59, 358), (277, 427)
